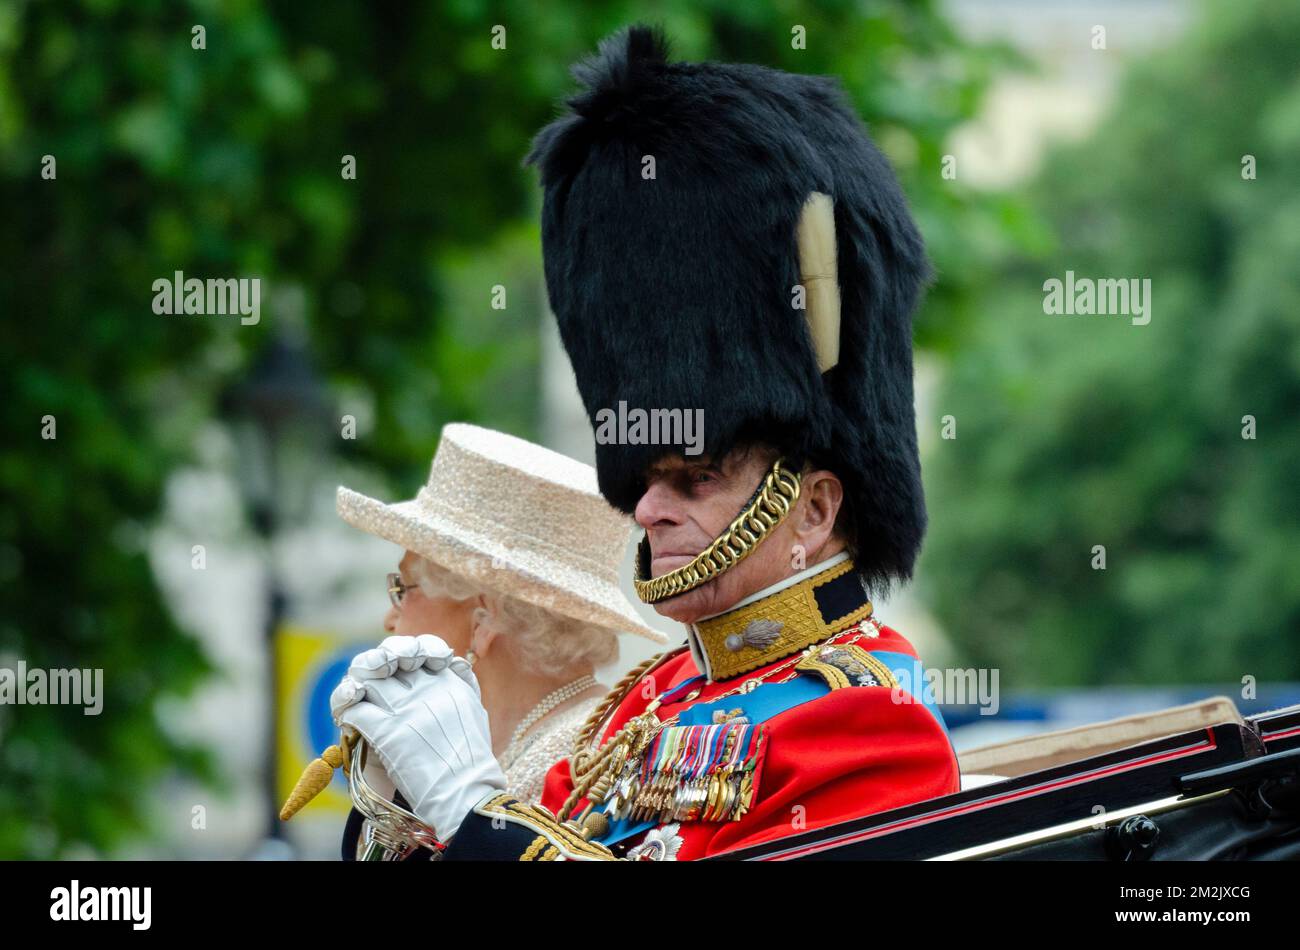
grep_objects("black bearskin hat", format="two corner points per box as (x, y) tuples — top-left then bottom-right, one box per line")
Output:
(525, 25), (931, 592)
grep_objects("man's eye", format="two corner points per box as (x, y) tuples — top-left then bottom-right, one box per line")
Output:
(692, 471), (714, 484)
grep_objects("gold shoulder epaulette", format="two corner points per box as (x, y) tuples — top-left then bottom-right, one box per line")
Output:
(796, 642), (899, 691)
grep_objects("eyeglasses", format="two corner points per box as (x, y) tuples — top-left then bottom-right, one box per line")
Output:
(387, 573), (417, 608)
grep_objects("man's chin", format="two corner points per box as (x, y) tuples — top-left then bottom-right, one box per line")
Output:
(650, 584), (723, 625)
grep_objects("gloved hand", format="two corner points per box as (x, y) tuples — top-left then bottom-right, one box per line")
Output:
(330, 634), (505, 840)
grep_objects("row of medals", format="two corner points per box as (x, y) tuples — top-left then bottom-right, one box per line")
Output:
(598, 711), (756, 824)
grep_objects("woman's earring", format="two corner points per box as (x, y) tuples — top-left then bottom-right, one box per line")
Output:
(465, 650), (478, 668)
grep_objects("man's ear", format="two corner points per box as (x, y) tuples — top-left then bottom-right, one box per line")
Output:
(796, 469), (844, 549)
(469, 594), (501, 657)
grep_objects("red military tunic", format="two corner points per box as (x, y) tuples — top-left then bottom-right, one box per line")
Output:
(538, 619), (959, 860)
(440, 557), (959, 861)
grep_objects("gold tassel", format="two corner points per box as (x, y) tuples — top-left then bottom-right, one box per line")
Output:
(279, 743), (346, 821)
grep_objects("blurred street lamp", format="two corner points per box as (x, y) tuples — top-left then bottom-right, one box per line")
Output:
(221, 329), (333, 859)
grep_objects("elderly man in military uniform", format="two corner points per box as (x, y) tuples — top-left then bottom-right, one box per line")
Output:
(327, 24), (958, 861)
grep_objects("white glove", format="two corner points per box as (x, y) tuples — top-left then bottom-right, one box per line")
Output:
(330, 635), (505, 840)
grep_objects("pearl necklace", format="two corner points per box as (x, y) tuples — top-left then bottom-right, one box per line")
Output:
(500, 674), (598, 770)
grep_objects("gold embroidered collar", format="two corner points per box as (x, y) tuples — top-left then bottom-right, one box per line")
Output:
(687, 553), (873, 681)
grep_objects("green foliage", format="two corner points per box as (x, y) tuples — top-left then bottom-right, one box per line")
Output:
(0, 0), (1011, 855)
(921, 1), (1300, 687)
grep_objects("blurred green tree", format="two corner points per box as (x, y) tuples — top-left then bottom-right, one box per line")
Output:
(921, 0), (1300, 687)
(0, 0), (1016, 856)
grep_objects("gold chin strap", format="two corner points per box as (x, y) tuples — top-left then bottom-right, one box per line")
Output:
(632, 458), (802, 604)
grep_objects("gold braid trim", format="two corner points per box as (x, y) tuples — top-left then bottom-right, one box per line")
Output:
(475, 794), (616, 860)
(632, 459), (802, 604)
(560, 648), (687, 823)
(571, 649), (682, 754)
(520, 835), (549, 862)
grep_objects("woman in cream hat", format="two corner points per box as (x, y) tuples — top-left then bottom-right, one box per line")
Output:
(336, 423), (666, 802)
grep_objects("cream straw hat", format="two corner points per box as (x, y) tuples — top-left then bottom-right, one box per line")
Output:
(336, 423), (668, 643)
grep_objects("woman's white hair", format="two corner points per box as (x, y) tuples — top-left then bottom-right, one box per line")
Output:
(408, 558), (619, 677)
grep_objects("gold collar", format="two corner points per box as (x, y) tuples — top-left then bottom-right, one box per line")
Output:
(688, 555), (873, 681)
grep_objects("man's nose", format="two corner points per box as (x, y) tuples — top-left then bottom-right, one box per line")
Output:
(634, 479), (683, 532)
(383, 604), (400, 633)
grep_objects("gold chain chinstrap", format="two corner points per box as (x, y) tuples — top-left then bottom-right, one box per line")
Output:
(632, 459), (802, 604)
